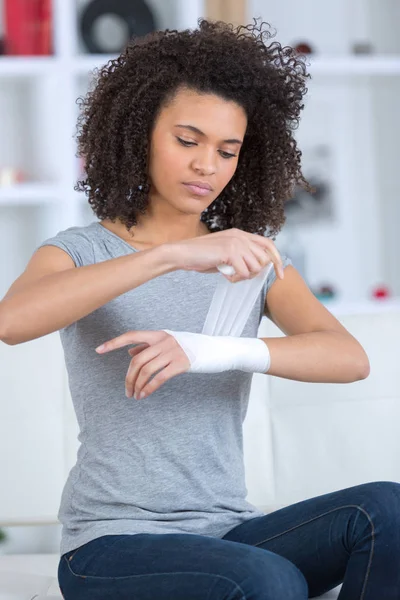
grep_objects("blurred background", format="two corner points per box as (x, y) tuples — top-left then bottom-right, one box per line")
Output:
(0, 0), (399, 556)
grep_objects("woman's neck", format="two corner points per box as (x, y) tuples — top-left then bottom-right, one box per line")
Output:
(100, 218), (210, 250)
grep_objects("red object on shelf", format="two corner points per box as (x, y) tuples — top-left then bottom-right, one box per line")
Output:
(36, 0), (52, 55)
(4, 0), (52, 56)
(294, 42), (314, 55)
(5, 0), (33, 55)
(372, 285), (391, 300)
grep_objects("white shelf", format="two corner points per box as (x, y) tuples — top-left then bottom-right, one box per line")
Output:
(0, 183), (61, 206)
(0, 56), (59, 78)
(1, 55), (400, 79)
(322, 298), (400, 316)
(0, 55), (118, 79)
(72, 54), (119, 76)
(308, 55), (400, 75)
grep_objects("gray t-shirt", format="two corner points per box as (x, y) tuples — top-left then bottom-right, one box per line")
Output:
(36, 221), (292, 557)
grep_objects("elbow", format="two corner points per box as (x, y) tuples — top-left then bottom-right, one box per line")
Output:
(344, 335), (370, 382)
(0, 330), (14, 346)
(0, 306), (15, 345)
(354, 350), (371, 381)
(0, 322), (25, 346)
(358, 359), (371, 381)
(1, 336), (17, 346)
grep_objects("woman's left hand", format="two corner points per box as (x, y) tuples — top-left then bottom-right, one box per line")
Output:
(95, 330), (191, 400)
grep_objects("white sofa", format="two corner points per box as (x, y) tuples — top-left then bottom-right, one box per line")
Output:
(1, 300), (400, 598)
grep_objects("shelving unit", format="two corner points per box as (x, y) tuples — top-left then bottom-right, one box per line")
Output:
(0, 183), (60, 205)
(1, 0), (399, 301)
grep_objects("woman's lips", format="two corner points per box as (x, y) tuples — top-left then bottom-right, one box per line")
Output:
(182, 183), (213, 197)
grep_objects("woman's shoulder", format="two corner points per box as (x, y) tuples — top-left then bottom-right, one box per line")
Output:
(35, 222), (98, 267)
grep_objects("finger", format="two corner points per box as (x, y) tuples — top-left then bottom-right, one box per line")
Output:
(137, 359), (188, 400)
(125, 345), (162, 397)
(241, 246), (270, 277)
(230, 254), (251, 281)
(95, 331), (156, 353)
(262, 240), (284, 279)
(133, 352), (172, 399)
(128, 343), (149, 357)
(251, 235), (284, 278)
(247, 242), (278, 277)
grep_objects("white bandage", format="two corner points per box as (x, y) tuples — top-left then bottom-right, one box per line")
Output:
(217, 264), (236, 276)
(162, 262), (274, 376)
(162, 329), (271, 374)
(205, 262), (274, 337)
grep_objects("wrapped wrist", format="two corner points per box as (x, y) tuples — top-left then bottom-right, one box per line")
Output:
(163, 330), (271, 374)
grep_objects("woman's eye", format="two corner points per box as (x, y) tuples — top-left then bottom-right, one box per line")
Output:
(177, 137), (195, 147)
(176, 137), (236, 159)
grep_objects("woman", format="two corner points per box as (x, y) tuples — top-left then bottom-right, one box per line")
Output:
(2, 18), (399, 600)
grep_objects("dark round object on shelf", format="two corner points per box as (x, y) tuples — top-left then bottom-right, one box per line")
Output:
(352, 42), (374, 55)
(294, 42), (313, 55)
(80, 0), (157, 54)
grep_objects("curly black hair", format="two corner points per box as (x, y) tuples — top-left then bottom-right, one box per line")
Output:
(74, 17), (314, 239)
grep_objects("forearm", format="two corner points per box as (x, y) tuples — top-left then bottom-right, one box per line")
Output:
(1, 244), (177, 345)
(260, 331), (370, 383)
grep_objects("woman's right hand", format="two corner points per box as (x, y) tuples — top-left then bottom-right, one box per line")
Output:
(166, 228), (285, 284)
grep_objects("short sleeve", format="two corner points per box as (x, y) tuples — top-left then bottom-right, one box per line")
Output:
(262, 254), (292, 297)
(34, 226), (94, 268)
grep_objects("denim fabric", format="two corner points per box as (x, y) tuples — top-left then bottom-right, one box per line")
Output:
(58, 481), (400, 599)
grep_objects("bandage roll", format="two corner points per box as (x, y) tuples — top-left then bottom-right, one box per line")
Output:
(203, 262), (274, 337)
(217, 264), (235, 276)
(160, 260), (274, 375)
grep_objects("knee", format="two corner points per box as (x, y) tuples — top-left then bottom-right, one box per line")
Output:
(245, 552), (308, 600)
(269, 555), (308, 600)
(274, 557), (308, 600)
(360, 481), (400, 523)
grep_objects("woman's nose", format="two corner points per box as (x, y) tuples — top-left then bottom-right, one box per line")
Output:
(192, 148), (217, 175)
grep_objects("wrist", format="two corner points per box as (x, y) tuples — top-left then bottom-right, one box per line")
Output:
(163, 330), (271, 375)
(228, 336), (271, 374)
(151, 243), (179, 274)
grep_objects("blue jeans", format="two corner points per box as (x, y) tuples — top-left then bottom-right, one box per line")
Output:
(58, 481), (400, 599)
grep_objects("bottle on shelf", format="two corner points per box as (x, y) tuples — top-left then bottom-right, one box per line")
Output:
(4, 0), (53, 56)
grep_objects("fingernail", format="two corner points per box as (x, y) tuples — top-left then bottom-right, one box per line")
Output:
(96, 344), (105, 352)
(139, 392), (145, 399)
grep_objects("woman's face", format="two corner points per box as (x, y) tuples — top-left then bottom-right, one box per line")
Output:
(147, 87), (247, 215)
